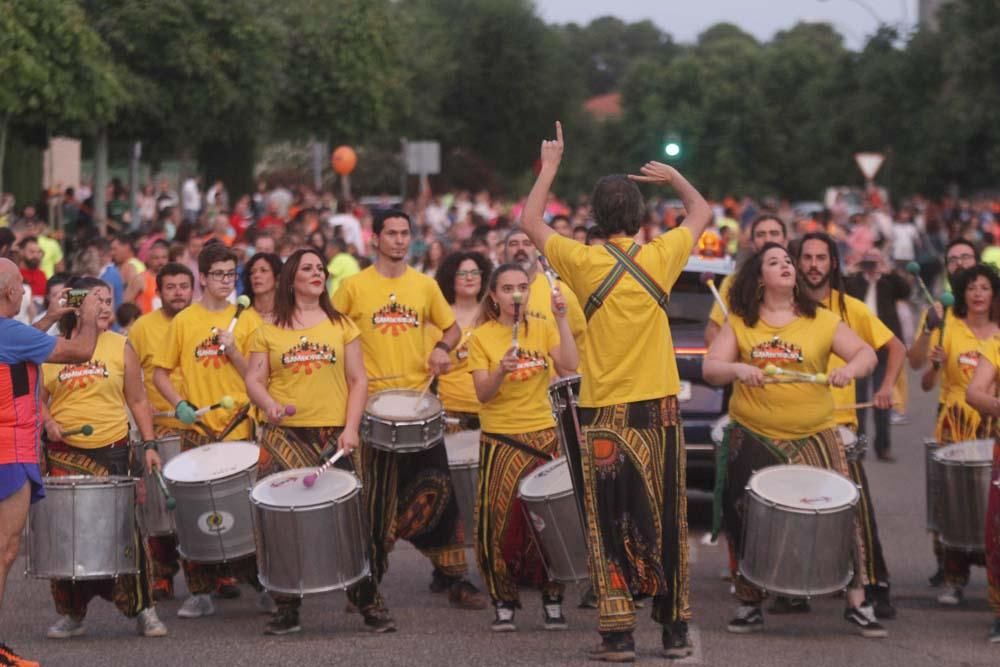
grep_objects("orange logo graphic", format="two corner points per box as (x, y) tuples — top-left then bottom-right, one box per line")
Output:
(281, 337), (335, 375)
(372, 294), (420, 336)
(959, 350), (981, 379)
(749, 336), (803, 368)
(508, 349), (548, 381)
(57, 360), (109, 390)
(455, 344), (469, 362)
(194, 328), (229, 368)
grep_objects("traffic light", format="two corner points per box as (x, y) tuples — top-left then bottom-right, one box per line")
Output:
(664, 134), (682, 161)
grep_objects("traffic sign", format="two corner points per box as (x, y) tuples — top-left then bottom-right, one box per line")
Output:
(854, 152), (885, 181)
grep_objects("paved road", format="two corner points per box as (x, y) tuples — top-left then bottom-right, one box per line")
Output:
(4, 369), (998, 666)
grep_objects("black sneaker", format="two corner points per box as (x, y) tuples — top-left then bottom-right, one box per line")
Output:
(928, 567), (945, 588)
(865, 583), (897, 620)
(429, 568), (453, 594)
(768, 596), (810, 614)
(662, 621), (693, 659)
(727, 605), (764, 634)
(587, 632), (635, 663)
(542, 601), (567, 631)
(844, 605), (888, 638)
(492, 602), (516, 632)
(989, 618), (1000, 644)
(363, 608), (397, 633)
(264, 608), (301, 636)
(578, 586), (598, 609)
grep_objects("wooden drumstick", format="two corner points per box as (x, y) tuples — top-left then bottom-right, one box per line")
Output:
(763, 363), (828, 385)
(60, 424), (94, 438)
(701, 272), (728, 318)
(511, 292), (523, 351)
(153, 395), (234, 419)
(415, 375), (435, 410)
(303, 448), (345, 488)
(834, 401), (902, 410)
(219, 295), (251, 353)
(537, 256), (560, 293)
(152, 464), (176, 510)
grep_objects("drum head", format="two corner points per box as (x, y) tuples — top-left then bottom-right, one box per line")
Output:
(366, 390), (442, 421)
(836, 426), (857, 447)
(519, 457), (570, 500)
(933, 439), (994, 463)
(445, 430), (480, 466)
(251, 468), (358, 507)
(748, 465), (858, 511)
(163, 442), (259, 483)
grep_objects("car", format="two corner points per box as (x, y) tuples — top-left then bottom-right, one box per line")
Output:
(667, 255), (736, 491)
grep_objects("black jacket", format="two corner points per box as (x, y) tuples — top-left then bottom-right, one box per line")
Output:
(844, 272), (911, 339)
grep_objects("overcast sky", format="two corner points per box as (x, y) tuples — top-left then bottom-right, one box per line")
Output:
(537, 0), (918, 48)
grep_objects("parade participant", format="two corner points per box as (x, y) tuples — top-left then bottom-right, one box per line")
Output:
(520, 122), (712, 661)
(434, 251), (493, 431)
(913, 264), (1000, 606)
(112, 234), (148, 306)
(0, 258), (100, 667)
(797, 232), (906, 619)
(469, 263), (578, 631)
(153, 243), (265, 619)
(242, 252), (281, 324)
(333, 209), (487, 610)
(703, 243), (882, 638)
(245, 248), (395, 634)
(961, 334), (1000, 643)
(127, 262), (195, 600)
(500, 228), (585, 373)
(704, 215), (788, 346)
(134, 239), (170, 314)
(39, 276), (168, 640)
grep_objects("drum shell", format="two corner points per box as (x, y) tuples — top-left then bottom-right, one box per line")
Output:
(925, 439), (942, 533)
(138, 436), (183, 536)
(251, 474), (370, 596)
(167, 467), (257, 563)
(518, 486), (589, 583)
(27, 476), (139, 580)
(548, 376), (580, 459)
(740, 485), (858, 598)
(445, 432), (479, 548)
(362, 414), (444, 453)
(934, 442), (992, 551)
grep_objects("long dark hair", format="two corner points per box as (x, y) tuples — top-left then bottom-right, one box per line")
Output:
(435, 251), (492, 304)
(479, 263), (529, 332)
(730, 242), (817, 327)
(795, 231), (849, 326)
(274, 248), (343, 328)
(59, 276), (111, 338)
(242, 252), (282, 307)
(952, 264), (1000, 321)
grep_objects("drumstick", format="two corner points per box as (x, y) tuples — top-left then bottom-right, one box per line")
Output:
(835, 401), (903, 410)
(933, 292), (955, 370)
(219, 295), (251, 353)
(512, 292), (523, 351)
(763, 364), (828, 385)
(60, 424), (94, 438)
(153, 395), (235, 419)
(701, 272), (728, 318)
(415, 375), (435, 411)
(216, 402), (252, 441)
(302, 448), (346, 488)
(152, 464), (176, 510)
(537, 256), (559, 293)
(905, 262), (937, 308)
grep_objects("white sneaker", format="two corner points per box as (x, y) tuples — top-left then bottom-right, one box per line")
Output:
(937, 587), (964, 606)
(137, 608), (168, 637)
(257, 590), (277, 614)
(177, 594), (215, 618)
(47, 616), (85, 639)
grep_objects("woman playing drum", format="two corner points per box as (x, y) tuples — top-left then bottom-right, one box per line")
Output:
(245, 248), (394, 635)
(39, 277), (168, 639)
(468, 263), (578, 631)
(914, 264), (1000, 606)
(703, 243), (883, 638)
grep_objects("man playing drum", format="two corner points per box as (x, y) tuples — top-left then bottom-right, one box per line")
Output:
(153, 243), (267, 619)
(39, 276), (168, 639)
(469, 263), (577, 632)
(333, 209), (487, 610)
(703, 243), (884, 638)
(520, 123), (711, 661)
(796, 232), (906, 619)
(0, 258), (100, 667)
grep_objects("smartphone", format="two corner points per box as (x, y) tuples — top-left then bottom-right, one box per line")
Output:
(66, 289), (90, 308)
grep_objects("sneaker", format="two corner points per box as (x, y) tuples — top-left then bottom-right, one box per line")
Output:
(362, 608), (397, 633)
(257, 590), (278, 615)
(578, 586), (598, 609)
(136, 608), (168, 637)
(587, 631), (635, 663)
(264, 608), (302, 636)
(727, 605), (764, 634)
(542, 602), (567, 631)
(47, 615), (85, 639)
(768, 596), (811, 614)
(429, 568), (453, 594)
(876, 452), (897, 463)
(890, 411), (909, 425)
(866, 583), (897, 620)
(928, 567), (945, 587)
(662, 621), (694, 659)
(214, 576), (241, 599)
(152, 577), (175, 601)
(177, 594), (215, 619)
(844, 605), (888, 638)
(448, 579), (488, 610)
(937, 586), (964, 606)
(989, 618), (1000, 643)
(0, 642), (41, 667)
(492, 602), (516, 632)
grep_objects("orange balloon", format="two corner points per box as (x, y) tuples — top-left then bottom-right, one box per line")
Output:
(331, 146), (357, 175)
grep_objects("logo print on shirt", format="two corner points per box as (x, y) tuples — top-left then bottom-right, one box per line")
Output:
(749, 336), (804, 368)
(372, 293), (420, 336)
(508, 349), (549, 382)
(194, 328), (229, 368)
(958, 349), (981, 379)
(281, 336), (336, 375)
(57, 360), (109, 390)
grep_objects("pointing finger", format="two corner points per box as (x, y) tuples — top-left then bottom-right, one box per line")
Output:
(555, 120), (563, 145)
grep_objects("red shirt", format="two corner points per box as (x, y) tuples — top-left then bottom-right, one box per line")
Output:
(257, 215), (285, 232)
(0, 318), (57, 465)
(20, 267), (47, 298)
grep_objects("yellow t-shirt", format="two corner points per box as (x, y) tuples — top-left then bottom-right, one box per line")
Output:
(977, 335), (1000, 381)
(527, 272), (586, 362)
(937, 316), (987, 406)
(249, 317), (361, 427)
(822, 291), (895, 427)
(44, 331), (129, 448)
(543, 228), (693, 407)
(128, 308), (186, 431)
(708, 273), (734, 327)
(435, 325), (481, 414)
(728, 308), (840, 440)
(468, 319), (558, 434)
(332, 266), (456, 394)
(153, 302), (257, 439)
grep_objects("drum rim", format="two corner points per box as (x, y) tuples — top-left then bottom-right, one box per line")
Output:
(41, 475), (136, 487)
(363, 413), (444, 428)
(548, 374), (581, 389)
(365, 389), (444, 419)
(165, 466), (257, 487)
(931, 439), (994, 466)
(250, 469), (362, 509)
(163, 441), (260, 484)
(746, 465), (859, 513)
(367, 439), (441, 453)
(258, 564), (371, 596)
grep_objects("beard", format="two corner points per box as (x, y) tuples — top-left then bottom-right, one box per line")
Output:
(24, 258), (40, 270)
(804, 270), (830, 290)
(512, 250), (533, 271)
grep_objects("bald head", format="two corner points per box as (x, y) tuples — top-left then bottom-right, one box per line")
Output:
(0, 258), (24, 318)
(0, 258), (19, 288)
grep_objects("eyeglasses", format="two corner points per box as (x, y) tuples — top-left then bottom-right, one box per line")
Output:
(456, 270), (482, 278)
(206, 270), (238, 281)
(946, 254), (976, 266)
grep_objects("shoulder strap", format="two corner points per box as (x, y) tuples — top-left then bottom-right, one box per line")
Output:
(583, 243), (640, 321)
(585, 243), (670, 321)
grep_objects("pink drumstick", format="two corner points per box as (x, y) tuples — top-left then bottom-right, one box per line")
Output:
(303, 449), (345, 488)
(284, 405), (296, 417)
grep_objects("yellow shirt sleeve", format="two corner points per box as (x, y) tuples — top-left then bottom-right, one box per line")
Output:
(154, 315), (182, 371)
(467, 330), (489, 373)
(331, 277), (353, 314)
(342, 316), (360, 345)
(426, 279), (457, 332)
(648, 226), (695, 290)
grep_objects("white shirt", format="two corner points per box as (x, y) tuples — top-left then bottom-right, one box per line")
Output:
(181, 178), (201, 212)
(890, 223), (920, 261)
(328, 213), (364, 254)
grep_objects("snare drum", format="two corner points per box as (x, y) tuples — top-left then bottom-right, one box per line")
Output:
(932, 439), (993, 551)
(548, 375), (580, 453)
(163, 441), (259, 563)
(251, 468), (369, 596)
(445, 430), (480, 547)
(138, 435), (183, 536)
(518, 457), (589, 582)
(924, 438), (942, 532)
(27, 476), (139, 580)
(362, 389), (445, 453)
(837, 426), (867, 463)
(740, 465), (859, 597)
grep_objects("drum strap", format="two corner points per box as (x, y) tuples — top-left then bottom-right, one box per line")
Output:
(483, 432), (554, 461)
(584, 243), (670, 321)
(711, 423), (789, 540)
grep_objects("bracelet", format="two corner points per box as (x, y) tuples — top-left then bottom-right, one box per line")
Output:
(434, 341), (451, 353)
(142, 440), (159, 452)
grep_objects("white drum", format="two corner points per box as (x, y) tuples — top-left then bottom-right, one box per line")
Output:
(518, 457), (589, 582)
(163, 441), (259, 563)
(445, 430), (480, 547)
(138, 435), (183, 536)
(932, 439), (993, 551)
(362, 390), (445, 453)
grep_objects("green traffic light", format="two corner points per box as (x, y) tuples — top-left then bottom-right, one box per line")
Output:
(665, 142), (681, 157)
